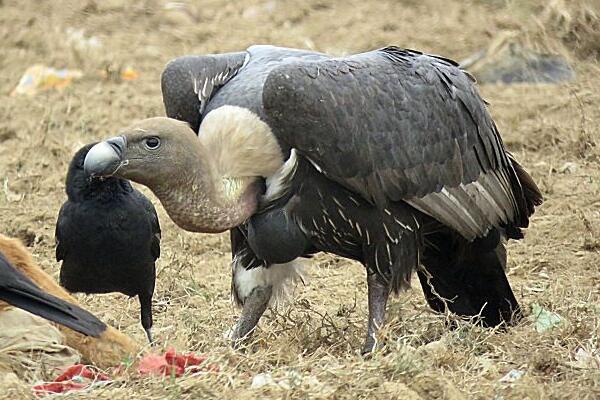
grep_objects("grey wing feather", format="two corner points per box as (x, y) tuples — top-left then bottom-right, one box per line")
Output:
(262, 47), (532, 240)
(161, 52), (248, 131)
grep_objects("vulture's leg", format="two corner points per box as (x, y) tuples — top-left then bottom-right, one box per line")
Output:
(362, 273), (390, 354)
(231, 260), (306, 348)
(231, 285), (272, 346)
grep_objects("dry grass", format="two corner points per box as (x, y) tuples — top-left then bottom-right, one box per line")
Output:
(0, 0), (599, 398)
(538, 0), (600, 60)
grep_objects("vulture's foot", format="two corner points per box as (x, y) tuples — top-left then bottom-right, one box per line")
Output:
(362, 274), (390, 355)
(231, 285), (272, 348)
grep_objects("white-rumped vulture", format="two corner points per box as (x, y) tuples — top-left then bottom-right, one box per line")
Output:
(84, 45), (542, 353)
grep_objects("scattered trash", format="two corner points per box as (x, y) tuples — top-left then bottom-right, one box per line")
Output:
(32, 364), (111, 397)
(566, 347), (600, 369)
(529, 303), (563, 333)
(120, 66), (139, 81)
(499, 369), (525, 383)
(29, 348), (218, 396)
(251, 372), (277, 389)
(100, 64), (140, 82)
(11, 62), (139, 96)
(250, 370), (332, 394)
(11, 65), (83, 96)
(137, 347), (219, 377)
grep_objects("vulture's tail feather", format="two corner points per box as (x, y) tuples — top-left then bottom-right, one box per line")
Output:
(500, 153), (542, 239)
(419, 229), (522, 327)
(509, 154), (544, 216)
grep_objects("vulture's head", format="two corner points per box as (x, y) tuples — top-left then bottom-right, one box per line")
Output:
(84, 106), (284, 233)
(84, 117), (200, 188)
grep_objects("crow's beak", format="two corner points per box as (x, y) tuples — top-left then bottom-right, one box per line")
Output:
(84, 136), (127, 177)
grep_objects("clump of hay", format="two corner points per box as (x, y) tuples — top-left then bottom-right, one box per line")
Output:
(537, 0), (600, 60)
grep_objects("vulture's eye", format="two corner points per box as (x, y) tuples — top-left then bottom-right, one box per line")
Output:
(144, 137), (161, 150)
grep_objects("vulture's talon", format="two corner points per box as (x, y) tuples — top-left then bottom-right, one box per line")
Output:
(361, 337), (384, 356)
(231, 285), (272, 348)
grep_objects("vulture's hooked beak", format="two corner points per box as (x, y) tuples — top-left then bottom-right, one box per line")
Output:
(84, 136), (128, 177)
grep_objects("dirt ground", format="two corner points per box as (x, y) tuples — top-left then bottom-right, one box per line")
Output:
(0, 0), (599, 398)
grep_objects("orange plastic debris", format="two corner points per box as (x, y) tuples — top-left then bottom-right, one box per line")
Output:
(120, 66), (139, 81)
(11, 65), (83, 96)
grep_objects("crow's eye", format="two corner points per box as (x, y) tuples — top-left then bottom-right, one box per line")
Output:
(144, 137), (161, 150)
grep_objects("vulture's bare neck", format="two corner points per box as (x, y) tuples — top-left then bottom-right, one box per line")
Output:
(155, 106), (283, 233)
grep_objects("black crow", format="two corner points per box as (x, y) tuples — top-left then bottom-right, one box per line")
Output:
(56, 143), (161, 343)
(0, 251), (106, 337)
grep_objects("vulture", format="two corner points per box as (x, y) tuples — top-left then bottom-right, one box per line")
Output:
(0, 251), (106, 337)
(56, 143), (161, 343)
(84, 45), (542, 353)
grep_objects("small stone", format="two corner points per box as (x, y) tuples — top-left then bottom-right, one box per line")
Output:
(558, 162), (578, 174)
(251, 372), (276, 389)
(499, 369), (525, 383)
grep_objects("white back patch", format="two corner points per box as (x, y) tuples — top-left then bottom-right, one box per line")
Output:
(232, 258), (308, 307)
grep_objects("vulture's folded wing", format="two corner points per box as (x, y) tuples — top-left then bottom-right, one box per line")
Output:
(263, 47), (538, 240)
(161, 52), (248, 131)
(0, 253), (106, 337)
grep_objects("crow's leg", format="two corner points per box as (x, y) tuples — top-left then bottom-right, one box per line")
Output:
(139, 292), (154, 343)
(362, 273), (390, 354)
